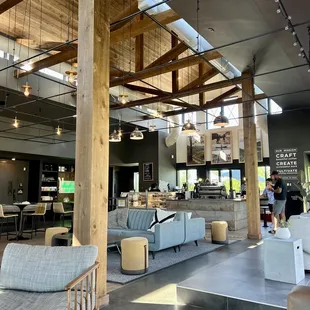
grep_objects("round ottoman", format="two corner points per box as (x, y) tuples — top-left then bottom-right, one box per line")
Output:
(45, 227), (68, 246)
(121, 237), (148, 275)
(211, 221), (228, 244)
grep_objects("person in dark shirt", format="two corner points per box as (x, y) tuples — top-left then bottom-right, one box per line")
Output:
(269, 171), (287, 234)
(149, 183), (160, 192)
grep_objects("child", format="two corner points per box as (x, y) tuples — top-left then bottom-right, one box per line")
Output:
(261, 178), (275, 232)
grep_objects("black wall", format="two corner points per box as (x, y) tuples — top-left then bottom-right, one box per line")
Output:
(268, 109), (310, 179)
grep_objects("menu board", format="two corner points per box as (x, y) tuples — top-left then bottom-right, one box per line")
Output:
(274, 148), (298, 180)
(143, 162), (153, 182)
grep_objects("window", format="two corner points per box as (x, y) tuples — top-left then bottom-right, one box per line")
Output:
(177, 169), (197, 191)
(207, 104), (239, 129)
(220, 169), (230, 193)
(209, 170), (219, 184)
(269, 99), (282, 115)
(183, 112), (196, 124)
(257, 166), (270, 193)
(177, 170), (187, 188)
(187, 169), (198, 191)
(231, 169), (241, 192)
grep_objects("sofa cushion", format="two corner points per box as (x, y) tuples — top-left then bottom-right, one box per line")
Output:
(108, 208), (128, 229)
(0, 289), (94, 310)
(120, 229), (155, 243)
(127, 209), (155, 230)
(0, 243), (98, 292)
(108, 228), (123, 236)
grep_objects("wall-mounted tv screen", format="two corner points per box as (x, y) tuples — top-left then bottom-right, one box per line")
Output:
(59, 180), (75, 194)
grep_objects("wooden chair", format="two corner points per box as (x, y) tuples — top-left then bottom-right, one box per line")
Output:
(53, 202), (74, 227)
(23, 203), (47, 239)
(0, 204), (18, 240)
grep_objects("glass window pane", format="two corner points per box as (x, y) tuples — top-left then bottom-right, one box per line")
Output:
(187, 169), (197, 191)
(220, 169), (230, 193)
(209, 170), (219, 184)
(224, 104), (239, 127)
(177, 170), (187, 188)
(184, 112), (197, 124)
(257, 167), (267, 193)
(231, 169), (241, 192)
(207, 107), (221, 129)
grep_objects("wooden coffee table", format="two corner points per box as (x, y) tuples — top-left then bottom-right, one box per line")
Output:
(108, 235), (126, 254)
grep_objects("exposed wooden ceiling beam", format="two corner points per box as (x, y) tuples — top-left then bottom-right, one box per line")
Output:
(110, 0), (139, 32)
(0, 0), (23, 15)
(110, 10), (180, 44)
(206, 86), (240, 105)
(171, 34), (179, 93)
(179, 67), (218, 92)
(160, 93), (267, 117)
(124, 84), (171, 96)
(145, 42), (188, 69)
(14, 49), (77, 78)
(110, 51), (221, 87)
(198, 63), (208, 106)
(111, 76), (244, 110)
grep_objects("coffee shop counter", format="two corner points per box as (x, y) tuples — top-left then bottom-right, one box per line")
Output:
(165, 198), (247, 231)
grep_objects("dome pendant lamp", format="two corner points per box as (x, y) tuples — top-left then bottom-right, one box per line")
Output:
(182, 120), (197, 134)
(213, 113), (229, 127)
(130, 127), (144, 140)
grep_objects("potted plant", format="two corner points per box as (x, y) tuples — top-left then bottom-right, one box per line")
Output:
(275, 220), (291, 239)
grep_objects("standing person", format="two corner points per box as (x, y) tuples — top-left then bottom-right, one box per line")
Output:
(269, 171), (287, 234)
(261, 178), (275, 229)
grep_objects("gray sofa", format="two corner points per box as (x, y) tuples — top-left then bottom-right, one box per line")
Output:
(0, 243), (99, 310)
(108, 209), (205, 258)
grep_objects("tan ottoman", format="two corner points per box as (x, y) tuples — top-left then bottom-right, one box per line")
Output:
(121, 237), (148, 275)
(45, 227), (68, 246)
(211, 221), (228, 244)
(287, 285), (310, 310)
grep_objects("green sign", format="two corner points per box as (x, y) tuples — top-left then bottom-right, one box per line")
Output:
(59, 181), (75, 194)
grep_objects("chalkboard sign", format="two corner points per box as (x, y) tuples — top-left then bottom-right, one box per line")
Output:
(143, 162), (154, 182)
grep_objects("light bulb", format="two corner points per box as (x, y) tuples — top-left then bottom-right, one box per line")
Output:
(68, 73), (75, 84)
(274, 0), (279, 2)
(13, 117), (19, 128)
(298, 53), (302, 57)
(56, 126), (62, 136)
(285, 25), (289, 31)
(292, 31), (296, 36)
(288, 16), (292, 20)
(300, 47), (304, 51)
(308, 68), (310, 73)
(293, 42), (298, 47)
(24, 87), (30, 97)
(121, 97), (127, 104)
(276, 9), (281, 13)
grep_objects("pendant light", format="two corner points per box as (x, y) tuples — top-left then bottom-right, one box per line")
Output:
(130, 127), (144, 140)
(13, 116), (19, 128)
(149, 124), (156, 132)
(65, 69), (77, 85)
(56, 125), (62, 136)
(109, 130), (121, 142)
(213, 113), (229, 127)
(182, 119), (197, 134)
(118, 94), (129, 105)
(22, 82), (32, 97)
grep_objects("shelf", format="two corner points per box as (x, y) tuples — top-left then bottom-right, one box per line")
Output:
(42, 170), (59, 173)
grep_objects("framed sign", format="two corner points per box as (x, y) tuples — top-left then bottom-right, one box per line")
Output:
(143, 162), (154, 182)
(186, 134), (205, 166)
(211, 131), (233, 164)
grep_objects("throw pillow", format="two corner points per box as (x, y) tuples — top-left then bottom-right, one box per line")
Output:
(187, 212), (192, 219)
(108, 208), (129, 229)
(148, 208), (176, 232)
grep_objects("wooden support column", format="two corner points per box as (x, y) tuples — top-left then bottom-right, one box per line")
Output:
(74, 0), (110, 307)
(171, 34), (179, 93)
(242, 71), (262, 240)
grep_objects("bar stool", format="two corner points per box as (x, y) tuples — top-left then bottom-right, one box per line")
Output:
(53, 202), (74, 227)
(23, 203), (47, 239)
(45, 227), (69, 246)
(0, 204), (18, 240)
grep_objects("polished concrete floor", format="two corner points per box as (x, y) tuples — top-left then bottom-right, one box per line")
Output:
(105, 239), (261, 309)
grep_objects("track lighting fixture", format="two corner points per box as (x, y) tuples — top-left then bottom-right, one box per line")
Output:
(118, 94), (129, 105)
(109, 130), (121, 142)
(65, 69), (77, 84)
